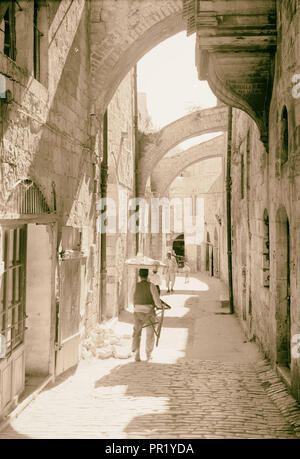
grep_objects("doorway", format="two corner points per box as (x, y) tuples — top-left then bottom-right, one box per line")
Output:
(172, 234), (184, 267)
(0, 224), (27, 415)
(0, 221), (55, 417)
(25, 223), (54, 376)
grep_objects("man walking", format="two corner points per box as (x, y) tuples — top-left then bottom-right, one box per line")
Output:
(164, 251), (177, 293)
(132, 268), (162, 362)
(149, 261), (162, 294)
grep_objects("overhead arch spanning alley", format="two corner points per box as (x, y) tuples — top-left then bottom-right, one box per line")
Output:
(0, 1), (300, 438)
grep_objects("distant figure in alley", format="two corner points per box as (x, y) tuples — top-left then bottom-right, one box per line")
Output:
(132, 269), (162, 362)
(149, 261), (162, 294)
(164, 251), (177, 293)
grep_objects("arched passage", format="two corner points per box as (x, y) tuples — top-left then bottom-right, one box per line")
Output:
(151, 134), (226, 195)
(90, 0), (184, 112)
(139, 106), (228, 194)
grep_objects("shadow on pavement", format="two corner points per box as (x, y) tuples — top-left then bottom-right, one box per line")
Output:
(0, 426), (30, 439)
(93, 359), (296, 439)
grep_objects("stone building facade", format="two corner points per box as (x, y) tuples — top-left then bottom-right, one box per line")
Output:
(0, 0), (300, 420)
(230, 3), (300, 400)
(0, 0), (98, 417)
(182, 0), (300, 400)
(105, 70), (137, 317)
(0, 2), (140, 418)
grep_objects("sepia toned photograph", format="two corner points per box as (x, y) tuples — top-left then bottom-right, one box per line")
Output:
(0, 0), (300, 443)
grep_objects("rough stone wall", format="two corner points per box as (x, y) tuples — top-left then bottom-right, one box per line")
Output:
(106, 70), (136, 317)
(0, 1), (99, 335)
(231, 110), (265, 342)
(230, 0), (300, 400)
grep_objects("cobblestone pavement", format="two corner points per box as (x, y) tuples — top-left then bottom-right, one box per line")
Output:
(1, 274), (300, 439)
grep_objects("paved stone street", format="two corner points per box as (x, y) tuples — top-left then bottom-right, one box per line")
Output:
(1, 274), (300, 439)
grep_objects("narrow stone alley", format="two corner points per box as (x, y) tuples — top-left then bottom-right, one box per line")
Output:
(1, 274), (300, 440)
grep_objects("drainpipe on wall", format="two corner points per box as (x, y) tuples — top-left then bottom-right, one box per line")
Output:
(226, 106), (234, 314)
(133, 64), (139, 254)
(100, 110), (108, 321)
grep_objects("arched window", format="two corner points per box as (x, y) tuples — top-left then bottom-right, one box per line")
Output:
(262, 209), (270, 288)
(4, 179), (50, 215)
(281, 106), (289, 165)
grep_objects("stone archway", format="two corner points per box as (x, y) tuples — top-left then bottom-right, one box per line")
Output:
(151, 133), (226, 196)
(139, 106), (228, 194)
(89, 1), (277, 151)
(90, 0), (184, 113)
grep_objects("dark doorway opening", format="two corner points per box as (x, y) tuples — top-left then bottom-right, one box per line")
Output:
(172, 234), (184, 267)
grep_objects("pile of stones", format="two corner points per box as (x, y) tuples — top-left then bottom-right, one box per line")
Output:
(81, 323), (132, 360)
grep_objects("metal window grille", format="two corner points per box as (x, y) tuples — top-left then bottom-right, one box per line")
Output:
(0, 225), (27, 358)
(6, 180), (50, 215)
